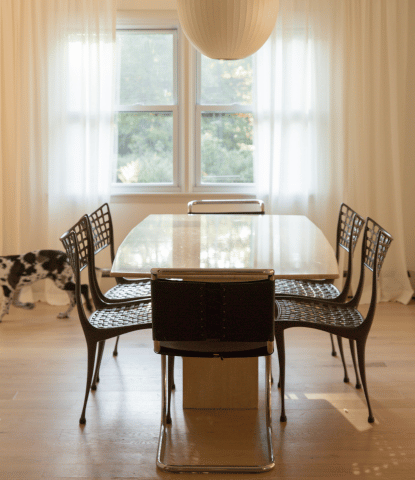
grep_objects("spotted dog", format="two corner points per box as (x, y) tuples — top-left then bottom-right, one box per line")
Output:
(0, 250), (93, 322)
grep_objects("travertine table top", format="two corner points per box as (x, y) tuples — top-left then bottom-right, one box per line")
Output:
(111, 214), (339, 280)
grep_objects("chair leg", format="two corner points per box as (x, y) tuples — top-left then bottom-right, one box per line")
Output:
(113, 336), (120, 356)
(356, 338), (375, 423)
(91, 341), (105, 391)
(170, 355), (175, 390)
(337, 336), (349, 383)
(156, 353), (275, 473)
(330, 333), (337, 356)
(349, 339), (362, 389)
(167, 356), (175, 424)
(275, 332), (287, 422)
(160, 355), (168, 426)
(265, 355), (274, 466)
(80, 340), (98, 425)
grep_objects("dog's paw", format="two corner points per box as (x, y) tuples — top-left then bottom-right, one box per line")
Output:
(19, 302), (35, 310)
(57, 312), (70, 319)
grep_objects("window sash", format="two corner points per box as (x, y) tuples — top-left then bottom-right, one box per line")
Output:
(112, 28), (181, 193)
(193, 52), (255, 192)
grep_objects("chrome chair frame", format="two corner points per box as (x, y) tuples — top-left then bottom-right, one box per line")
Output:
(151, 268), (275, 473)
(157, 355), (273, 474)
(187, 198), (265, 214)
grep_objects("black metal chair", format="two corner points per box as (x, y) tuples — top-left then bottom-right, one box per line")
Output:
(274, 203), (365, 387)
(88, 204), (151, 356)
(89, 203), (151, 300)
(60, 220), (152, 425)
(151, 268), (275, 473)
(187, 198), (265, 214)
(275, 218), (393, 423)
(72, 214), (153, 387)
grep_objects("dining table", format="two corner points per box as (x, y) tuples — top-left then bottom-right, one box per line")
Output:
(111, 213), (339, 409)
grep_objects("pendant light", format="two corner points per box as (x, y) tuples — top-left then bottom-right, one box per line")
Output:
(177, 0), (280, 60)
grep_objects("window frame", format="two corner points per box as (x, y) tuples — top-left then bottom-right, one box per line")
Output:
(191, 50), (256, 194)
(111, 13), (256, 196)
(111, 22), (184, 195)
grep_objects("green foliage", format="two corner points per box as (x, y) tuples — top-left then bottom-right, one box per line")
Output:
(116, 112), (173, 183)
(201, 113), (253, 183)
(201, 57), (253, 105)
(118, 32), (174, 106)
(115, 31), (254, 185)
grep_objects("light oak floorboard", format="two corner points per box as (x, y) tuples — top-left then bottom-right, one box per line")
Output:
(0, 301), (414, 479)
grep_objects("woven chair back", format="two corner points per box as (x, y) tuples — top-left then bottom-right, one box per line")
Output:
(89, 203), (115, 261)
(336, 203), (365, 259)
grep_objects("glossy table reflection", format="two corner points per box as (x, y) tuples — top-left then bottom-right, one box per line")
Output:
(111, 214), (339, 280)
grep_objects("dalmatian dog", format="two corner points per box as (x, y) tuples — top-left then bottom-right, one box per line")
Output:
(0, 250), (93, 322)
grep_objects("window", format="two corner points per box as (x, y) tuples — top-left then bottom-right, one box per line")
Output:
(195, 55), (254, 189)
(112, 24), (254, 194)
(112, 29), (180, 193)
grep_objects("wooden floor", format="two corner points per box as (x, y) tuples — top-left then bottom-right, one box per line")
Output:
(0, 300), (414, 479)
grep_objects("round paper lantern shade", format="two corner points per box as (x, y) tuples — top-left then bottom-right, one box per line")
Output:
(177, 0), (280, 60)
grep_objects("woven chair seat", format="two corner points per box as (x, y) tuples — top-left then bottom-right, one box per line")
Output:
(105, 280), (151, 300)
(274, 279), (339, 299)
(276, 298), (363, 329)
(90, 302), (152, 329)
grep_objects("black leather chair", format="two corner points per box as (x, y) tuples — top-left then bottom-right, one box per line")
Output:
(151, 268), (275, 473)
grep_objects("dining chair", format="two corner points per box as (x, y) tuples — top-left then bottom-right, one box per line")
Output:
(60, 220), (152, 425)
(88, 204), (151, 356)
(187, 198), (265, 214)
(275, 218), (393, 423)
(151, 268), (275, 473)
(274, 203), (365, 387)
(69, 214), (176, 393)
(184, 198), (266, 388)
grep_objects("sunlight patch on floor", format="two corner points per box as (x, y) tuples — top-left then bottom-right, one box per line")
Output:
(305, 393), (378, 431)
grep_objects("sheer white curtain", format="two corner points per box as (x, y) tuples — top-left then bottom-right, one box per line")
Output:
(46, 0), (116, 249)
(0, 0), (116, 305)
(341, 0), (411, 303)
(254, 0), (413, 304)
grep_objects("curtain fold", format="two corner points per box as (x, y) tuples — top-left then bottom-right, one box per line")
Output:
(341, 0), (411, 303)
(255, 0), (413, 303)
(46, 0), (116, 249)
(0, 0), (116, 305)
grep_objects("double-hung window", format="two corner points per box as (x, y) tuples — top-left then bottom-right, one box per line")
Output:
(112, 29), (180, 193)
(194, 54), (254, 192)
(112, 23), (254, 194)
